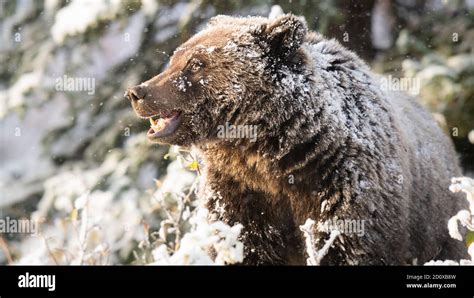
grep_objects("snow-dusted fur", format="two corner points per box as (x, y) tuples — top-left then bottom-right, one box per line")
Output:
(128, 14), (466, 264)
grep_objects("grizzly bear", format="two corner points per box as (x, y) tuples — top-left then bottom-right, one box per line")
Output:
(126, 14), (466, 265)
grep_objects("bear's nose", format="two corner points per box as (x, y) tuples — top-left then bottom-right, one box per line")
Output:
(125, 85), (147, 101)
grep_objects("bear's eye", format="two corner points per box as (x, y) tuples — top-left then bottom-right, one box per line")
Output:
(188, 59), (204, 73)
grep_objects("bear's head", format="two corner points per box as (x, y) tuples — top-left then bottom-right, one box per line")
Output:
(126, 14), (308, 146)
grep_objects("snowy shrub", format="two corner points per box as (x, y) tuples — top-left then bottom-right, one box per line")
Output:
(134, 147), (244, 265)
(148, 208), (244, 265)
(425, 177), (474, 265)
(13, 138), (151, 265)
(401, 54), (474, 138)
(300, 219), (340, 266)
(6, 140), (244, 266)
(51, 0), (123, 44)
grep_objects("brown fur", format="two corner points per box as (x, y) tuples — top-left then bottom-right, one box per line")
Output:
(127, 14), (467, 265)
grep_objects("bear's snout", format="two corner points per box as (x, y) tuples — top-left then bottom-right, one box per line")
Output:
(125, 85), (148, 102)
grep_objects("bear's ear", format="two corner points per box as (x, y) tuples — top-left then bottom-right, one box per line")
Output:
(258, 14), (308, 59)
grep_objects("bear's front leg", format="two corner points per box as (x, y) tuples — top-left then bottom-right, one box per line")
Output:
(202, 175), (305, 265)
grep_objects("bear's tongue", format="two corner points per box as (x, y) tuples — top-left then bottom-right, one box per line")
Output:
(147, 111), (181, 137)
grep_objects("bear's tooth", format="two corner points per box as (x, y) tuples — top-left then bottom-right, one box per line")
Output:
(150, 118), (166, 131)
(156, 118), (165, 130)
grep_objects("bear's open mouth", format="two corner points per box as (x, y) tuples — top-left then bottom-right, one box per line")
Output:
(147, 110), (182, 139)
